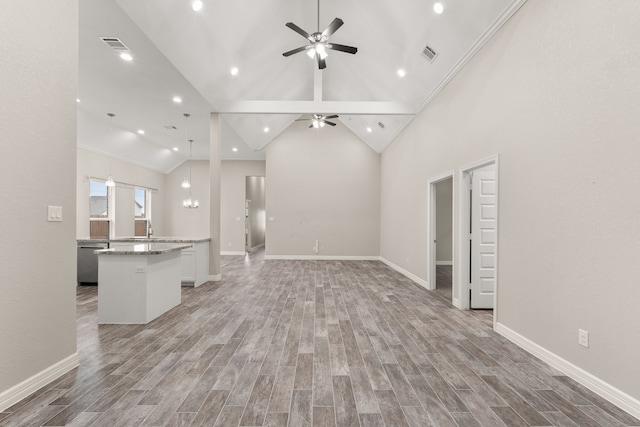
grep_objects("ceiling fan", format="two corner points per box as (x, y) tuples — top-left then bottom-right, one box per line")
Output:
(296, 114), (339, 128)
(282, 0), (357, 69)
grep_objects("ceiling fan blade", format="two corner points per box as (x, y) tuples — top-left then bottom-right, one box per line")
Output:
(322, 18), (344, 37)
(286, 22), (313, 40)
(308, 124), (314, 128)
(283, 45), (311, 57)
(325, 121), (337, 126)
(327, 43), (358, 54)
(324, 115), (339, 120)
(318, 56), (326, 70)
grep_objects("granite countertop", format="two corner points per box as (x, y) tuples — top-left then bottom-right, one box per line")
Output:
(94, 243), (193, 256)
(78, 237), (210, 244)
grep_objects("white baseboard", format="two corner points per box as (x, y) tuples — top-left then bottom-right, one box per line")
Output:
(220, 251), (245, 256)
(251, 243), (265, 251)
(436, 261), (453, 266)
(379, 257), (429, 289)
(264, 255), (380, 261)
(208, 274), (222, 282)
(495, 322), (640, 420)
(0, 352), (79, 412)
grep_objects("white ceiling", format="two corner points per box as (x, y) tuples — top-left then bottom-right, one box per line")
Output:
(78, 0), (525, 173)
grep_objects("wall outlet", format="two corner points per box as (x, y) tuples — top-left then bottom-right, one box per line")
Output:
(578, 329), (589, 348)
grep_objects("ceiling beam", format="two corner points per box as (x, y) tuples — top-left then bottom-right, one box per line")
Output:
(215, 100), (415, 115)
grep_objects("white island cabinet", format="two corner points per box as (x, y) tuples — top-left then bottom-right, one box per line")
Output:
(106, 237), (210, 287)
(96, 243), (191, 324)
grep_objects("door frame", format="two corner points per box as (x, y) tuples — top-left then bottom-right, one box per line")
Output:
(456, 155), (500, 328)
(427, 171), (455, 296)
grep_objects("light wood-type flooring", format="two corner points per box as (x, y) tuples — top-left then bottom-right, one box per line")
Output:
(2, 250), (639, 426)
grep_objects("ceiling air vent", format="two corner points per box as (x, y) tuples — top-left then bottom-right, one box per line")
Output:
(100, 37), (130, 51)
(377, 121), (385, 129)
(163, 125), (178, 130)
(422, 44), (438, 63)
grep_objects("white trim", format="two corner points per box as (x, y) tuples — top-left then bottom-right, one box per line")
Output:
(379, 257), (429, 289)
(251, 243), (265, 251)
(220, 251), (245, 256)
(265, 255), (380, 261)
(208, 274), (221, 282)
(0, 353), (79, 412)
(495, 323), (640, 420)
(436, 261), (453, 266)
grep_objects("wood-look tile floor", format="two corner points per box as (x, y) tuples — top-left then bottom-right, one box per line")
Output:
(2, 250), (639, 426)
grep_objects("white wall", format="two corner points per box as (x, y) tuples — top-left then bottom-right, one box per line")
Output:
(381, 0), (640, 402)
(435, 178), (453, 263)
(220, 161), (266, 253)
(0, 0), (78, 405)
(246, 175), (266, 249)
(76, 148), (166, 237)
(164, 160), (210, 237)
(265, 122), (380, 257)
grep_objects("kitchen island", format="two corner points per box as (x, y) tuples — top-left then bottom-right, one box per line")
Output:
(95, 243), (191, 324)
(78, 237), (210, 287)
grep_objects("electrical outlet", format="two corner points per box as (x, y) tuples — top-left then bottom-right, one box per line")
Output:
(578, 329), (589, 348)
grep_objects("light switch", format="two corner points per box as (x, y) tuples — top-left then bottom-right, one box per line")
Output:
(48, 206), (62, 222)
(268, 216), (275, 222)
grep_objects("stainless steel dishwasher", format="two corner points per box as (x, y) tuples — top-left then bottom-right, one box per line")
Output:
(77, 242), (109, 284)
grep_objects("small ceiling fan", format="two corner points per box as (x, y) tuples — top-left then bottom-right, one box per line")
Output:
(282, 0), (357, 69)
(296, 114), (339, 128)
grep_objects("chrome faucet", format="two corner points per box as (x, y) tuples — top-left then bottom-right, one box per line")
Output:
(147, 221), (153, 237)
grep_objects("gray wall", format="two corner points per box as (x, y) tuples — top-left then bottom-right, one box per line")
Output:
(246, 176), (266, 249)
(220, 161), (266, 253)
(0, 0), (78, 400)
(265, 122), (380, 257)
(76, 148), (166, 238)
(164, 160), (210, 238)
(435, 178), (453, 263)
(381, 0), (640, 400)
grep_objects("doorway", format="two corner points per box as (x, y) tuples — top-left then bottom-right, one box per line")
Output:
(428, 173), (454, 303)
(456, 157), (499, 322)
(245, 176), (266, 254)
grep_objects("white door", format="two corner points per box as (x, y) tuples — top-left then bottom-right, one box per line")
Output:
(471, 169), (496, 309)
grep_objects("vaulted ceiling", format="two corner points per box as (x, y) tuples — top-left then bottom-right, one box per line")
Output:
(78, 0), (525, 173)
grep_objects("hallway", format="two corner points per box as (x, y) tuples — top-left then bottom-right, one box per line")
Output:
(1, 252), (638, 426)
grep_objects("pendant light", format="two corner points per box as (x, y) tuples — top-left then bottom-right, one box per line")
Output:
(182, 113), (199, 209)
(105, 113), (116, 187)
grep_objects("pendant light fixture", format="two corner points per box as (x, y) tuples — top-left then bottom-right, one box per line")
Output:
(105, 113), (116, 187)
(182, 113), (199, 209)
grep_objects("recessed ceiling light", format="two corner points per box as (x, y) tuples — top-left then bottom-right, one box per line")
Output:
(192, 0), (203, 12)
(120, 52), (133, 61)
(434, 2), (444, 14)
(173, 147), (179, 152)
(263, 127), (270, 133)
(76, 98), (80, 103)
(232, 147), (238, 152)
(230, 67), (239, 76)
(137, 129), (145, 135)
(366, 127), (373, 133)
(397, 69), (406, 78)
(173, 96), (182, 103)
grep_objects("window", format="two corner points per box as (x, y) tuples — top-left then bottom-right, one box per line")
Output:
(134, 187), (152, 236)
(134, 187), (146, 218)
(89, 179), (111, 238)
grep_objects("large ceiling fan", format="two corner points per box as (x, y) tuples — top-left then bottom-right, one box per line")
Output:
(296, 114), (339, 128)
(282, 0), (357, 69)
